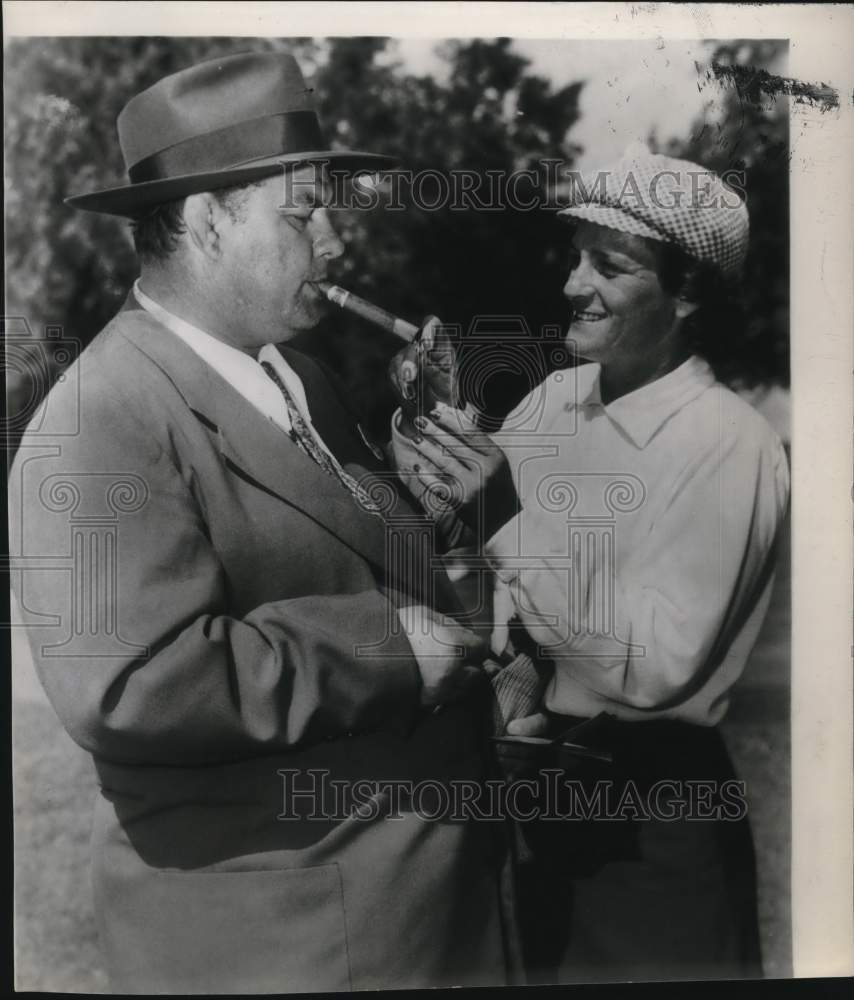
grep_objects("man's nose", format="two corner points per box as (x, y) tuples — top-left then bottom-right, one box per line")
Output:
(312, 209), (345, 261)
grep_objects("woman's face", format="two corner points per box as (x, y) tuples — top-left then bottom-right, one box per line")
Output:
(562, 221), (683, 367)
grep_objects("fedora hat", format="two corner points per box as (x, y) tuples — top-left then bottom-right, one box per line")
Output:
(65, 51), (398, 217)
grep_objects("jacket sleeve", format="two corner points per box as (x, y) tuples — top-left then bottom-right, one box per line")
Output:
(9, 379), (422, 767)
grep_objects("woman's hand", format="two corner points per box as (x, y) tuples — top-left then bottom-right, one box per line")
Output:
(388, 317), (457, 435)
(406, 402), (521, 541)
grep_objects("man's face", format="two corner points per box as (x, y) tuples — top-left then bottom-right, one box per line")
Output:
(216, 166), (343, 349)
(562, 221), (679, 366)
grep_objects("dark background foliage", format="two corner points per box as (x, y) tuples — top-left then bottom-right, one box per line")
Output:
(660, 40), (790, 390)
(4, 36), (788, 444)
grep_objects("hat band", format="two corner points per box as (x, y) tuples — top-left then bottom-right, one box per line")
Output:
(127, 111), (326, 184)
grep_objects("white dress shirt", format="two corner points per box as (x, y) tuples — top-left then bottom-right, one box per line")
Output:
(485, 355), (790, 726)
(133, 280), (337, 458)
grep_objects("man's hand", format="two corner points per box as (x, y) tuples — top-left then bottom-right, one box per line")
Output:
(397, 604), (489, 707)
(405, 403), (521, 541)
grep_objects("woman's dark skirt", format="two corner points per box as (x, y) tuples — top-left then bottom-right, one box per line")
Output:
(513, 716), (762, 984)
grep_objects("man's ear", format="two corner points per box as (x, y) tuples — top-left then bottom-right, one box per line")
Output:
(674, 297), (700, 320)
(182, 192), (227, 260)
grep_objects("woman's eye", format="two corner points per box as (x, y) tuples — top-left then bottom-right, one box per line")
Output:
(594, 260), (619, 278)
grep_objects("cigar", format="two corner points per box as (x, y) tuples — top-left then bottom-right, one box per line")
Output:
(314, 281), (420, 343)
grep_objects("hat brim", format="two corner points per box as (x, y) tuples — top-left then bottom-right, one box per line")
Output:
(558, 203), (669, 246)
(65, 149), (399, 217)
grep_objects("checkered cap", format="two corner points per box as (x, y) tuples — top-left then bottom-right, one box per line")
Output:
(559, 145), (749, 279)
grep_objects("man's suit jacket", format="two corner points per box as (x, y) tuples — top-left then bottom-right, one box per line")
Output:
(9, 302), (509, 993)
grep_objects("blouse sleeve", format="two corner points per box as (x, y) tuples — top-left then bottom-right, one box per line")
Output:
(485, 427), (790, 712)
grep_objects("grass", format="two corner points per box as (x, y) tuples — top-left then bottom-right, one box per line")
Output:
(722, 712), (791, 979)
(13, 700), (108, 993)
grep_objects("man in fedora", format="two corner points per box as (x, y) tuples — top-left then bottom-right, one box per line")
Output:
(9, 51), (511, 993)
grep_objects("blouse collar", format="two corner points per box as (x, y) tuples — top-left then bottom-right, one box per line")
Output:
(565, 355), (717, 448)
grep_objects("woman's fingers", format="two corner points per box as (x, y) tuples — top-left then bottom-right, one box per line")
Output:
(417, 315), (442, 353)
(389, 343), (420, 402)
(425, 404), (498, 456)
(409, 465), (467, 513)
(425, 326), (456, 372)
(410, 424), (487, 481)
(407, 429), (462, 471)
(413, 416), (497, 475)
(406, 443), (472, 510)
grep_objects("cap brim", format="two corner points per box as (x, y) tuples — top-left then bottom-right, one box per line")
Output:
(65, 150), (399, 217)
(558, 203), (669, 245)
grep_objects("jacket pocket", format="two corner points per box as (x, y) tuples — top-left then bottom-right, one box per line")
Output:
(97, 863), (351, 994)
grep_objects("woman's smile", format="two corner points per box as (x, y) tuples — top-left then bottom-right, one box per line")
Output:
(571, 308), (609, 323)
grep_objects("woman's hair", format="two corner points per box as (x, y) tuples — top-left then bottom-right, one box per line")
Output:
(655, 242), (746, 376)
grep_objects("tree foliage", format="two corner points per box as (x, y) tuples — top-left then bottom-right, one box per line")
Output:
(5, 37), (583, 437)
(660, 39), (789, 388)
(5, 37), (787, 443)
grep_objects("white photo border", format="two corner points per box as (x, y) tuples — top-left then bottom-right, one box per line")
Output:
(5, 0), (854, 982)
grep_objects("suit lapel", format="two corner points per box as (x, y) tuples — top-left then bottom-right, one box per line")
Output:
(114, 305), (389, 571)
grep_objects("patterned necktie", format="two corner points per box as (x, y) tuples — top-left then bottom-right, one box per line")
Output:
(260, 360), (382, 517)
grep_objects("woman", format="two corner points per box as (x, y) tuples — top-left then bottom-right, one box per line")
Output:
(392, 148), (790, 983)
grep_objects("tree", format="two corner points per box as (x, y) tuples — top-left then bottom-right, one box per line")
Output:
(5, 36), (584, 442)
(657, 39), (789, 389)
(295, 37), (584, 434)
(4, 36), (320, 446)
